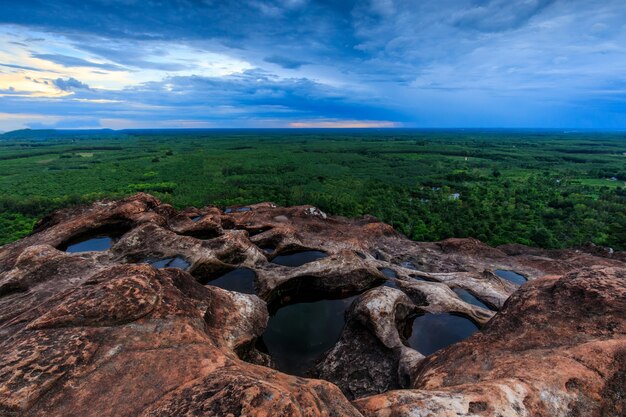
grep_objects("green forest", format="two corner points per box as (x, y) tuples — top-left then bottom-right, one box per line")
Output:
(1, 129), (625, 249)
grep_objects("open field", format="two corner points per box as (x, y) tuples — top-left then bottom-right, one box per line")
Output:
(1, 128), (625, 249)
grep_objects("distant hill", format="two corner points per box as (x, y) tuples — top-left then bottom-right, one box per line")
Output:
(0, 129), (118, 140)
(0, 128), (295, 141)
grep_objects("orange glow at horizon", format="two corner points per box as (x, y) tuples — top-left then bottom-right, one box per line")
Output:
(288, 120), (401, 128)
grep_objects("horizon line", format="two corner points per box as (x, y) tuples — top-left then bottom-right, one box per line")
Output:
(4, 127), (626, 135)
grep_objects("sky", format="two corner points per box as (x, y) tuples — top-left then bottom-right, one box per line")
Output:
(1, 0), (626, 131)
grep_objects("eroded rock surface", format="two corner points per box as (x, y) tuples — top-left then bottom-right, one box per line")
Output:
(0, 193), (624, 416)
(354, 267), (626, 416)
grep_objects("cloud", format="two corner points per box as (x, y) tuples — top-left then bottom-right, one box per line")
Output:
(452, 0), (556, 32)
(1, 1), (626, 129)
(264, 55), (309, 69)
(0, 63), (48, 72)
(32, 53), (125, 71)
(289, 119), (400, 128)
(53, 77), (91, 91)
(0, 67), (409, 129)
(0, 112), (63, 131)
(27, 117), (101, 129)
(115, 70), (404, 121)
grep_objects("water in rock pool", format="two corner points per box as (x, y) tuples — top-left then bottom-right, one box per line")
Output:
(271, 250), (328, 267)
(191, 215), (203, 222)
(379, 267), (397, 278)
(62, 235), (115, 252)
(259, 294), (357, 376)
(404, 273), (431, 282)
(224, 207), (251, 214)
(407, 313), (479, 356)
(146, 256), (190, 270)
(379, 268), (399, 289)
(495, 269), (527, 285)
(205, 268), (256, 294)
(453, 288), (492, 310)
(383, 279), (398, 289)
(400, 261), (418, 270)
(378, 268), (431, 288)
(411, 275), (429, 282)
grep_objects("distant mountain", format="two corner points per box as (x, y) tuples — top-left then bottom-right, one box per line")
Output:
(0, 128), (118, 140)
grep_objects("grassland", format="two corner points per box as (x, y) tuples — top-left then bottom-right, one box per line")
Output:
(1, 128), (625, 249)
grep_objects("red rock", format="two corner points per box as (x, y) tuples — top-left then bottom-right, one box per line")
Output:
(0, 193), (624, 416)
(354, 267), (626, 416)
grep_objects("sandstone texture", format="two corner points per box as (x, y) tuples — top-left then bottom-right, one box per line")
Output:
(0, 193), (624, 416)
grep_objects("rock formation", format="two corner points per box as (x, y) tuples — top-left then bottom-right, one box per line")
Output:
(0, 193), (624, 416)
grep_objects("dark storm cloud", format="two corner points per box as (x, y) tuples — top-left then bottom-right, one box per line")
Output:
(115, 70), (405, 121)
(1, 0), (626, 129)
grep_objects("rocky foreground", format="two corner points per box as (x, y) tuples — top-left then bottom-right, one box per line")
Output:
(0, 193), (624, 416)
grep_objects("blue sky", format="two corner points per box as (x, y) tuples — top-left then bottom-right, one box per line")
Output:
(1, 0), (626, 130)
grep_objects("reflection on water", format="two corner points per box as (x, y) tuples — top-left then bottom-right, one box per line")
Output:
(383, 280), (398, 289)
(224, 207), (252, 214)
(271, 250), (328, 267)
(379, 267), (397, 278)
(61, 236), (114, 252)
(146, 256), (190, 270)
(400, 261), (418, 270)
(495, 269), (527, 285)
(205, 267), (256, 294)
(407, 313), (479, 356)
(258, 294), (357, 376)
(453, 288), (492, 310)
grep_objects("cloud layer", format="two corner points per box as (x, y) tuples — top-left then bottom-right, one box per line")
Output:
(0, 0), (625, 130)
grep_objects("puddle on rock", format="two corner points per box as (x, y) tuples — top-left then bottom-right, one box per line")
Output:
(224, 207), (251, 214)
(453, 288), (492, 310)
(400, 261), (418, 270)
(60, 223), (135, 253)
(271, 250), (328, 267)
(260, 246), (276, 254)
(204, 267), (256, 294)
(59, 227), (129, 253)
(495, 269), (527, 285)
(191, 215), (203, 222)
(258, 293), (358, 376)
(62, 236), (114, 252)
(379, 267), (397, 278)
(145, 256), (190, 270)
(383, 279), (399, 289)
(409, 274), (432, 282)
(380, 268), (401, 289)
(406, 313), (479, 356)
